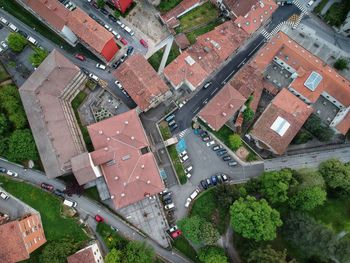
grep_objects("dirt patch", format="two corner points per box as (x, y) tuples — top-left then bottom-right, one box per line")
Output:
(236, 146), (249, 161)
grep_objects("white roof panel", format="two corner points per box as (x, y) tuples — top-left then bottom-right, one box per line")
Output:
(304, 71), (323, 91)
(270, 116), (290, 136)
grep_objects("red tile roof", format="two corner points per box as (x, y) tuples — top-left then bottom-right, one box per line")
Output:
(161, 0), (202, 26)
(111, 0), (133, 14)
(87, 109), (165, 209)
(0, 221), (29, 263)
(234, 0), (278, 34)
(337, 112), (350, 135)
(67, 249), (95, 263)
(250, 89), (313, 155)
(113, 54), (170, 111)
(199, 82), (246, 130)
(223, 0), (257, 17)
(175, 33), (191, 50)
(71, 152), (99, 185)
(67, 8), (118, 61)
(23, 0), (69, 31)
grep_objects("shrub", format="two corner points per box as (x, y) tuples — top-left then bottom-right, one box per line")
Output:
(334, 58), (349, 70)
(228, 134), (242, 150)
(29, 47), (48, 67)
(7, 32), (27, 52)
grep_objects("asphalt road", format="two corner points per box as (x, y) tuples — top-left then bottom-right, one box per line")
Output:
(0, 159), (190, 263)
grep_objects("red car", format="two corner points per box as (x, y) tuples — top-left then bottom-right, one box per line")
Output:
(170, 229), (182, 239)
(41, 183), (54, 191)
(95, 214), (104, 223)
(74, 53), (86, 61)
(140, 39), (148, 48)
(120, 38), (128, 45)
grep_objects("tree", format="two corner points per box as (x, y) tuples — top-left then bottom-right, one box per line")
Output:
(105, 248), (123, 263)
(319, 159), (350, 193)
(303, 114), (334, 142)
(228, 134), (242, 150)
(178, 216), (220, 245)
(0, 113), (9, 136)
(7, 129), (38, 163)
(199, 246), (228, 263)
(40, 239), (79, 263)
(260, 169), (293, 204)
(0, 137), (9, 157)
(292, 130), (312, 144)
(247, 245), (296, 263)
(230, 196), (282, 241)
(292, 169), (325, 189)
(7, 32), (27, 52)
(29, 47), (48, 67)
(125, 241), (155, 263)
(96, 0), (105, 8)
(214, 184), (240, 209)
(243, 107), (254, 122)
(334, 58), (349, 70)
(289, 186), (326, 211)
(65, 177), (84, 196)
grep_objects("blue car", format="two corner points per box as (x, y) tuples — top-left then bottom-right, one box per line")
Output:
(211, 175), (218, 185)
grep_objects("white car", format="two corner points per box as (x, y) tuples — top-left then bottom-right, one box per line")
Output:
(104, 24), (112, 32)
(184, 166), (193, 174)
(185, 198), (191, 208)
(169, 225), (178, 233)
(186, 173), (192, 179)
(116, 20), (125, 28)
(63, 199), (77, 208)
(164, 203), (175, 210)
(179, 150), (187, 158)
(89, 73), (99, 82)
(6, 170), (18, 177)
(96, 63), (106, 70)
(0, 191), (9, 200)
(1, 41), (8, 49)
(159, 188), (169, 195)
(190, 189), (200, 200)
(180, 155), (189, 163)
(206, 140), (215, 147)
(115, 80), (123, 89)
(112, 31), (121, 39)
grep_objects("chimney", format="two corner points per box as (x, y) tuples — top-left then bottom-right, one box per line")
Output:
(124, 121), (128, 125)
(121, 193), (125, 197)
(131, 136), (134, 140)
(114, 176), (119, 180)
(104, 147), (108, 151)
(229, 104), (234, 108)
(141, 164), (145, 169)
(222, 112), (227, 116)
(147, 180), (150, 184)
(136, 176), (139, 179)
(99, 130), (103, 134)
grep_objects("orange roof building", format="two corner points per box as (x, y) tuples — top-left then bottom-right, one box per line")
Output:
(250, 89), (313, 155)
(87, 109), (164, 209)
(0, 213), (46, 263)
(113, 54), (171, 111)
(67, 242), (103, 263)
(198, 82), (246, 131)
(164, 21), (248, 91)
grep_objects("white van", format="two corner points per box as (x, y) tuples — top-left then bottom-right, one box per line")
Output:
(190, 189), (199, 200)
(63, 199), (77, 208)
(27, 36), (38, 46)
(8, 23), (18, 32)
(0, 17), (8, 25)
(124, 26), (134, 36)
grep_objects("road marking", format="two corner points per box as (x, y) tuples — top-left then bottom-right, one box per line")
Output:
(193, 107), (200, 113)
(210, 87), (218, 95)
(238, 58), (247, 68)
(222, 70), (235, 84)
(248, 40), (264, 56)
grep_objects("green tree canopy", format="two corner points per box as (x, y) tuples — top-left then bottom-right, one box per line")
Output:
(228, 134), (242, 150)
(243, 107), (255, 122)
(199, 246), (228, 263)
(7, 32), (27, 52)
(319, 159), (350, 193)
(29, 47), (49, 67)
(247, 245), (296, 263)
(7, 129), (38, 163)
(0, 113), (9, 136)
(334, 58), (349, 70)
(96, 0), (105, 8)
(125, 241), (155, 263)
(40, 239), (80, 263)
(230, 196), (282, 241)
(289, 186), (327, 211)
(104, 248), (123, 263)
(260, 169), (293, 204)
(178, 216), (220, 245)
(0, 137), (9, 157)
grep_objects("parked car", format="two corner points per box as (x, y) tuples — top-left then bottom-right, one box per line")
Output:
(53, 189), (65, 198)
(228, 161), (238, 167)
(89, 73), (99, 82)
(206, 178), (212, 187)
(120, 53), (128, 62)
(168, 120), (176, 126)
(95, 214), (104, 222)
(100, 8), (109, 15)
(6, 170), (18, 177)
(96, 18), (104, 26)
(124, 26), (134, 36)
(184, 166), (193, 174)
(159, 188), (169, 195)
(206, 140), (215, 147)
(202, 136), (210, 142)
(185, 198), (191, 208)
(110, 226), (119, 232)
(96, 63), (106, 70)
(116, 20), (126, 28)
(0, 17), (9, 25)
(0, 41), (8, 49)
(74, 53), (85, 61)
(220, 173), (229, 182)
(179, 150), (187, 158)
(165, 114), (175, 122)
(115, 80), (123, 89)
(140, 39), (148, 48)
(164, 198), (173, 205)
(0, 191), (9, 200)
(180, 154), (189, 163)
(63, 199), (77, 208)
(211, 175), (218, 185)
(164, 203), (175, 210)
(212, 145), (221, 151)
(203, 82), (212, 89)
(108, 14), (117, 22)
(41, 183), (54, 191)
(127, 46), (134, 55)
(217, 149), (227, 156)
(222, 155), (232, 161)
(89, 13), (97, 19)
(122, 89), (130, 98)
(162, 192), (172, 200)
(170, 124), (178, 131)
(168, 225), (178, 233)
(170, 229), (182, 239)
(0, 167), (7, 173)
(200, 131), (208, 137)
(190, 189), (200, 200)
(200, 180), (208, 189)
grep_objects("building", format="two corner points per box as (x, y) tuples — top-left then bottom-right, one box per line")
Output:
(87, 109), (165, 209)
(113, 54), (171, 112)
(19, 0), (119, 62)
(164, 21), (248, 91)
(0, 194), (46, 263)
(198, 82), (246, 131)
(250, 89), (313, 155)
(19, 49), (87, 178)
(110, 0), (133, 14)
(67, 242), (104, 263)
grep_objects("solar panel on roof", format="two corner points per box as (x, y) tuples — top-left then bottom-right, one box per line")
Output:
(304, 71), (323, 91)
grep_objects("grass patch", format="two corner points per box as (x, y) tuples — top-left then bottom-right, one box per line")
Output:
(324, 0), (350, 27)
(0, 63), (10, 82)
(0, 0), (99, 61)
(84, 186), (100, 202)
(157, 0), (183, 12)
(313, 0), (328, 14)
(159, 121), (172, 141)
(167, 145), (187, 184)
(171, 236), (200, 263)
(0, 176), (88, 242)
(148, 44), (180, 71)
(186, 19), (224, 44)
(176, 2), (219, 33)
(71, 91), (93, 151)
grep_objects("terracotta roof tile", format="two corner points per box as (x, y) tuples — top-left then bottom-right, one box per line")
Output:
(88, 109), (164, 209)
(161, 0), (201, 25)
(175, 33), (191, 49)
(223, 0), (257, 17)
(251, 89), (313, 155)
(114, 54), (169, 111)
(199, 82), (246, 130)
